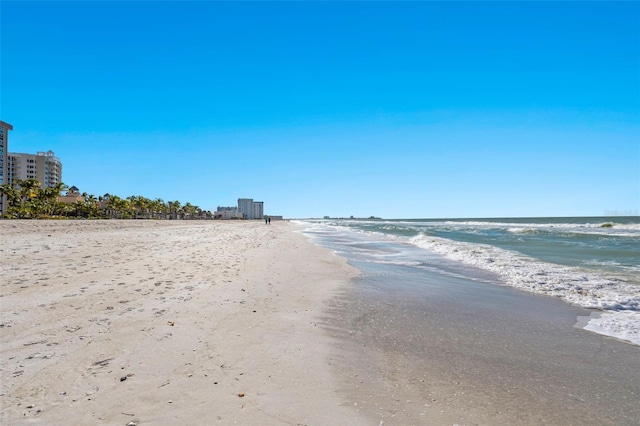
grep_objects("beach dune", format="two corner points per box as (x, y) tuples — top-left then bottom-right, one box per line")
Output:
(0, 220), (365, 425)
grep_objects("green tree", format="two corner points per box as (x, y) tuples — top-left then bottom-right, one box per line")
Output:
(168, 200), (181, 220)
(16, 179), (42, 218)
(84, 193), (99, 218)
(182, 202), (197, 219)
(0, 183), (20, 217)
(106, 195), (125, 219)
(128, 195), (152, 219)
(2, 182), (215, 221)
(150, 198), (168, 219)
(43, 182), (68, 217)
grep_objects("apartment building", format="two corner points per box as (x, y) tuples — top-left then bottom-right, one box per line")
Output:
(0, 120), (13, 214)
(252, 201), (264, 220)
(7, 150), (63, 189)
(237, 198), (264, 220)
(0, 120), (64, 214)
(237, 198), (252, 218)
(214, 206), (243, 220)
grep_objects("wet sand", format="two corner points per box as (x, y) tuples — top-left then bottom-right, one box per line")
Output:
(323, 261), (640, 425)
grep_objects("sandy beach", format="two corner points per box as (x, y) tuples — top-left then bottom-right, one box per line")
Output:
(3, 220), (639, 426)
(0, 220), (366, 425)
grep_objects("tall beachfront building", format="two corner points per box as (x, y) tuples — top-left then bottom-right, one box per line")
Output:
(0, 120), (13, 214)
(0, 121), (63, 214)
(238, 198), (253, 219)
(252, 201), (264, 220)
(7, 150), (63, 189)
(237, 198), (264, 220)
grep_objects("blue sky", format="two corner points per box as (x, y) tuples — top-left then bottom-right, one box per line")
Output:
(2, 1), (639, 219)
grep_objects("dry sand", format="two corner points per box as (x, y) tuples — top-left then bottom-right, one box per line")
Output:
(0, 220), (367, 425)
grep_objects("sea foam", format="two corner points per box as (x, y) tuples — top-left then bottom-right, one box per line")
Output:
(409, 234), (640, 345)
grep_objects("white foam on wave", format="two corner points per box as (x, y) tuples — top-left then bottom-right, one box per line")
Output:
(583, 311), (640, 346)
(409, 234), (640, 345)
(438, 220), (640, 233)
(438, 220), (640, 237)
(582, 258), (640, 275)
(443, 219), (639, 229)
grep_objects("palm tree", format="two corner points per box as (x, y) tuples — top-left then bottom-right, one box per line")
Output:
(168, 200), (181, 220)
(127, 196), (139, 219)
(2, 181), (214, 221)
(44, 182), (68, 217)
(120, 198), (133, 219)
(183, 202), (197, 219)
(34, 187), (51, 218)
(106, 195), (123, 219)
(0, 183), (20, 217)
(58, 201), (75, 217)
(137, 196), (152, 219)
(83, 193), (99, 218)
(151, 198), (167, 219)
(16, 179), (42, 218)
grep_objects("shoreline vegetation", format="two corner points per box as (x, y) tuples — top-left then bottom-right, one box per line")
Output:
(0, 179), (214, 220)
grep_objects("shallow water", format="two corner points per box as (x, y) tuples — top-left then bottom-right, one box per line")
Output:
(298, 216), (640, 345)
(323, 267), (640, 425)
(309, 220), (640, 425)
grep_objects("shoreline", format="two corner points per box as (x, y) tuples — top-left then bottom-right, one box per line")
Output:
(0, 220), (366, 425)
(296, 217), (640, 346)
(317, 241), (640, 425)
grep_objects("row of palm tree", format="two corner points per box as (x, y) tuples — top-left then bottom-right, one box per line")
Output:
(0, 179), (213, 220)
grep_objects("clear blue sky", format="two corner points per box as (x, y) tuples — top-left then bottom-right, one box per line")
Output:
(2, 1), (639, 219)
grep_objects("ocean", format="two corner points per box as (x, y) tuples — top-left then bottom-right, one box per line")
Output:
(296, 216), (640, 346)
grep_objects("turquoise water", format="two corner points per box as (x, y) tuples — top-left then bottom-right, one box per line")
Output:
(316, 216), (639, 275)
(297, 216), (640, 344)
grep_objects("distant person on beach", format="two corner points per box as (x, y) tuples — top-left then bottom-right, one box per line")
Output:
(268, 217), (271, 224)
(265, 217), (268, 224)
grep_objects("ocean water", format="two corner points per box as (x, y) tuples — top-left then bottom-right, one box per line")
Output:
(296, 216), (640, 346)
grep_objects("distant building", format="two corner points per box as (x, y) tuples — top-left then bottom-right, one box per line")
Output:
(237, 198), (253, 219)
(215, 206), (243, 220)
(7, 150), (62, 189)
(252, 201), (264, 220)
(237, 198), (264, 219)
(57, 185), (84, 205)
(0, 122), (64, 214)
(0, 120), (12, 214)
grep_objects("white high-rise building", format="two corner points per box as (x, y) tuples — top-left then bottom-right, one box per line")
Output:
(238, 198), (254, 219)
(252, 201), (264, 220)
(237, 198), (264, 220)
